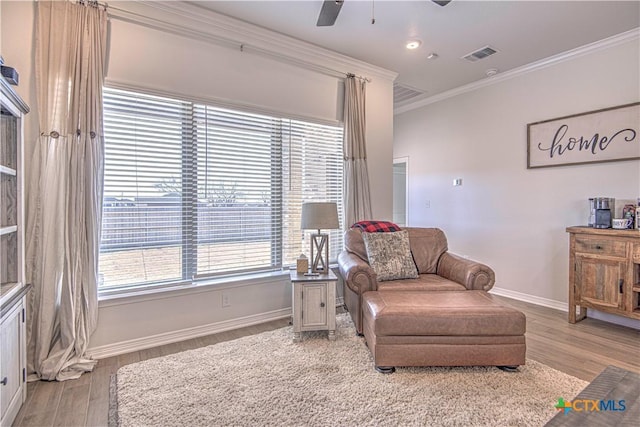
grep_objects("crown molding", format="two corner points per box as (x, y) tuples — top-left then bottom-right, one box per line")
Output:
(395, 27), (640, 115)
(107, 0), (398, 83)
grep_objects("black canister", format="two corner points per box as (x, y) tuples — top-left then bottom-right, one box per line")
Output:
(593, 197), (614, 229)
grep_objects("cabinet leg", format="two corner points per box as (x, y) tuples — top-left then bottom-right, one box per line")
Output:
(328, 330), (336, 341)
(569, 305), (587, 323)
(577, 306), (587, 322)
(569, 304), (576, 323)
(293, 332), (301, 343)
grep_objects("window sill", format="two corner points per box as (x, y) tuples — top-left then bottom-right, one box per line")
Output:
(98, 269), (292, 308)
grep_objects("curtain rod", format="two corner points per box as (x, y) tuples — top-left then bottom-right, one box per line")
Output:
(77, 0), (108, 11)
(104, 4), (373, 84)
(242, 42), (372, 82)
(241, 43), (371, 83)
(34, 1), (109, 11)
(346, 73), (372, 83)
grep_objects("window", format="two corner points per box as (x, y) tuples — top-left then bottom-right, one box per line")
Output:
(99, 87), (343, 292)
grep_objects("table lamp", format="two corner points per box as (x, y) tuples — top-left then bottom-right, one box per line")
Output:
(301, 202), (339, 273)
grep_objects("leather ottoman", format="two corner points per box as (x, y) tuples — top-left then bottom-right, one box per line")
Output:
(362, 290), (526, 373)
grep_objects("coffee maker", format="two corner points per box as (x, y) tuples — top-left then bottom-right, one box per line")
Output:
(589, 197), (615, 228)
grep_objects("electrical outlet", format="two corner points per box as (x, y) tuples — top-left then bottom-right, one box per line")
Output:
(222, 292), (231, 307)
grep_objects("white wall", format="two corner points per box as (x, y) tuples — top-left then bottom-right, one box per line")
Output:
(394, 38), (640, 322)
(1, 0), (396, 355)
(0, 0), (38, 165)
(107, 19), (342, 123)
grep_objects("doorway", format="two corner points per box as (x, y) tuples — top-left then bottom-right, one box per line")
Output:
(393, 158), (408, 226)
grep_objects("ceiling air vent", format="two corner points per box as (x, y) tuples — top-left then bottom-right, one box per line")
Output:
(462, 45), (498, 62)
(393, 83), (426, 105)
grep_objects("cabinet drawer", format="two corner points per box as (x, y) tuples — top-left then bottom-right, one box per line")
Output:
(574, 236), (626, 257)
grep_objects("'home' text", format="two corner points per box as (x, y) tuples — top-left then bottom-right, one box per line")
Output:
(537, 124), (636, 158)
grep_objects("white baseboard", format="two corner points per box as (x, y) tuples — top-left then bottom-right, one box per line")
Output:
(88, 297), (346, 359)
(87, 308), (292, 359)
(490, 287), (640, 330)
(490, 287), (568, 312)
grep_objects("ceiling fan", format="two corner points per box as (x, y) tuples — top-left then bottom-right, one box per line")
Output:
(316, 0), (452, 27)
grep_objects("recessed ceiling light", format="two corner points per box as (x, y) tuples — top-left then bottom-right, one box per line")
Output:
(406, 40), (422, 50)
(486, 68), (499, 77)
(426, 52), (439, 60)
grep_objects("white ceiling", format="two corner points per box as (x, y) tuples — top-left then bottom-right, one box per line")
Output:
(191, 0), (640, 104)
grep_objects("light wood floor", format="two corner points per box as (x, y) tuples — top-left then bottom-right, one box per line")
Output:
(12, 296), (640, 427)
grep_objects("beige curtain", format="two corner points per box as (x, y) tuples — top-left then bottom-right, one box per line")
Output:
(25, 0), (106, 381)
(343, 75), (372, 227)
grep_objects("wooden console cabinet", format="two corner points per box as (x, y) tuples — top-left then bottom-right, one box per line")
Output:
(567, 226), (640, 323)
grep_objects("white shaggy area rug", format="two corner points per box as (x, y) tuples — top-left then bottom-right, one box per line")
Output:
(113, 314), (587, 426)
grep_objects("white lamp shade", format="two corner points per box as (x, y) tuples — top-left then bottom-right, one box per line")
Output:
(301, 202), (339, 230)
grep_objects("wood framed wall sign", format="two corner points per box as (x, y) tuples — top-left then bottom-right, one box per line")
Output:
(527, 102), (639, 169)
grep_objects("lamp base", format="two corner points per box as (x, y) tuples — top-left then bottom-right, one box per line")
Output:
(310, 233), (329, 273)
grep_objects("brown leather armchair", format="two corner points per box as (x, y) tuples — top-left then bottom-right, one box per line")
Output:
(338, 227), (496, 334)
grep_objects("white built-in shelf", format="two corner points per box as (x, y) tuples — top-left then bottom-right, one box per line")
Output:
(1, 73), (29, 427)
(0, 165), (17, 176)
(0, 281), (21, 303)
(0, 225), (18, 236)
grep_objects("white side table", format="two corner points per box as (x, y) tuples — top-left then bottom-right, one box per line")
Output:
(290, 270), (337, 342)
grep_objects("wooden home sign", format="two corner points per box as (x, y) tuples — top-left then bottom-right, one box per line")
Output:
(527, 102), (639, 169)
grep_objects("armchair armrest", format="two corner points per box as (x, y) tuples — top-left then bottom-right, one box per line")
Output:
(437, 252), (495, 291)
(338, 250), (378, 295)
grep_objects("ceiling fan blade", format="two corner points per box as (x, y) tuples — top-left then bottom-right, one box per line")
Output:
(317, 0), (344, 27)
(432, 0), (452, 6)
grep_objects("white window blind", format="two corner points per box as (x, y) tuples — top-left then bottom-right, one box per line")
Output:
(99, 87), (343, 291)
